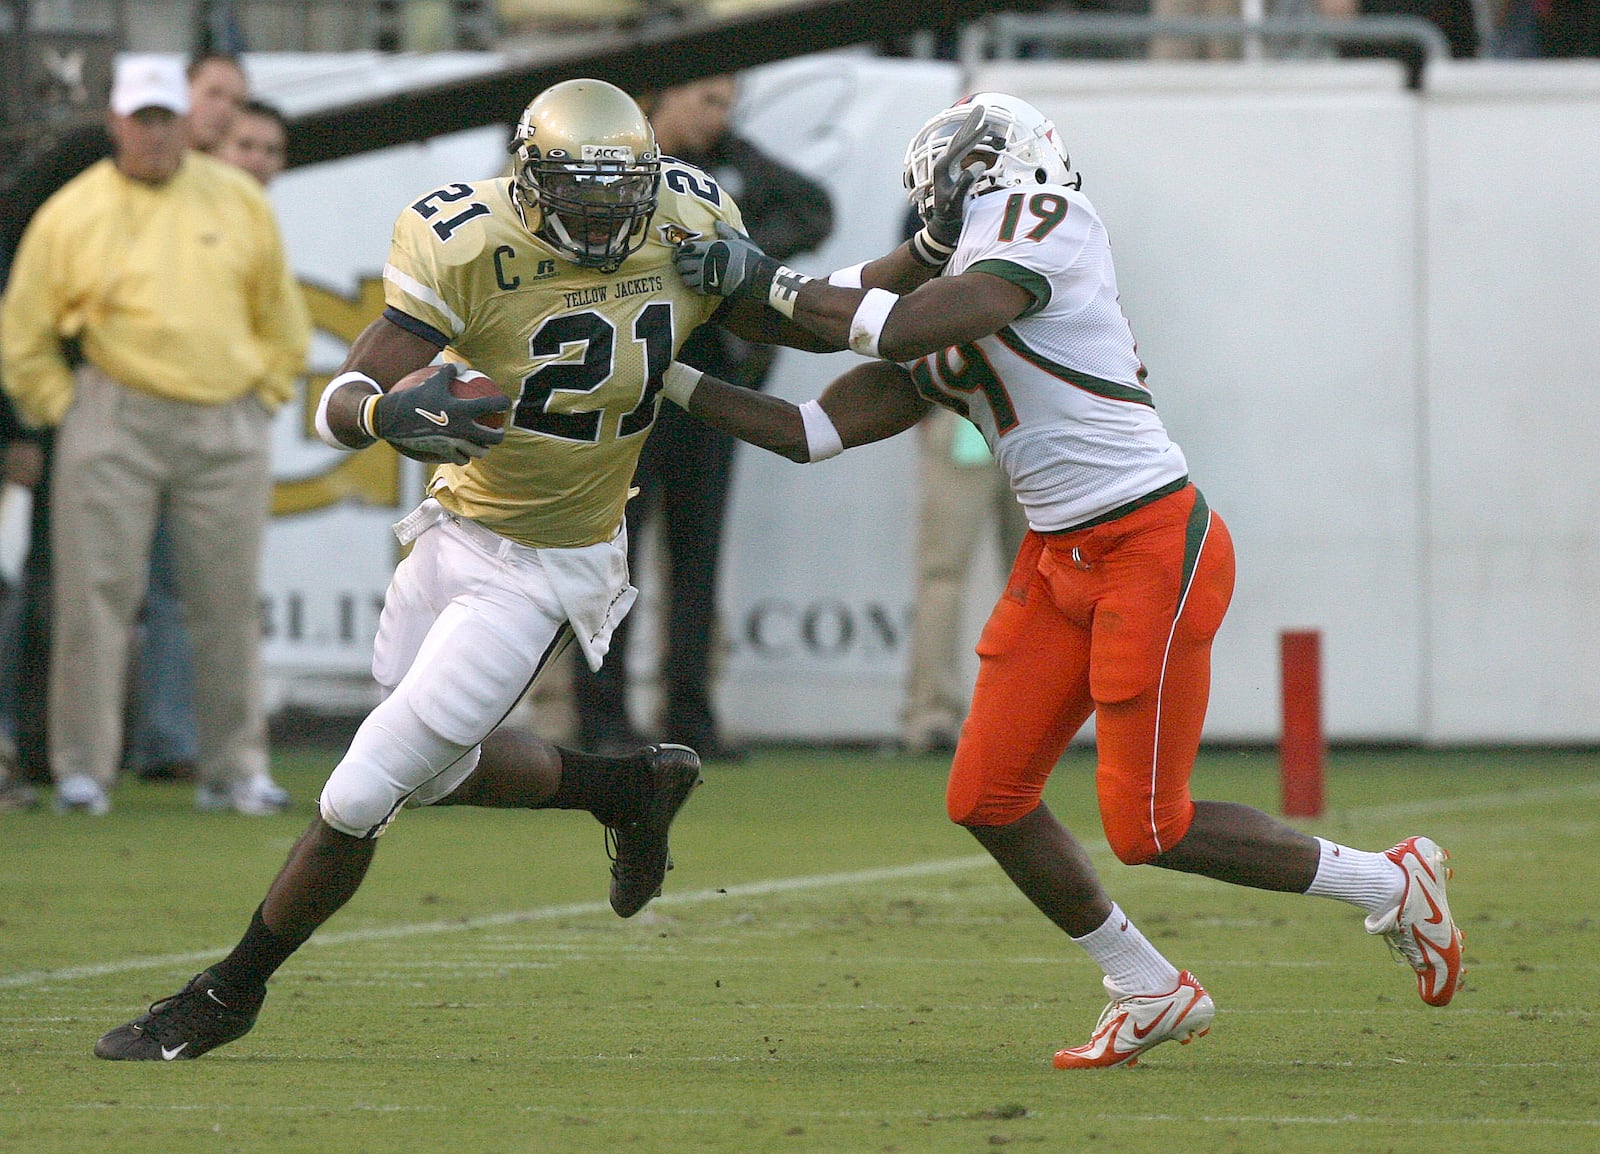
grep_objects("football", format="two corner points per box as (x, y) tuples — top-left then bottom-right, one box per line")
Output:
(390, 365), (507, 429)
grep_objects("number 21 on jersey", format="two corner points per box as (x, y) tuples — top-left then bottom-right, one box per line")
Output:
(514, 302), (674, 443)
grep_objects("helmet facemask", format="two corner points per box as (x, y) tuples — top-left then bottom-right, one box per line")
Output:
(514, 151), (660, 272)
(510, 80), (662, 273)
(903, 94), (1076, 222)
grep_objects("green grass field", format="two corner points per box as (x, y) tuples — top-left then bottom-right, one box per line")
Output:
(4, 745), (1598, 1154)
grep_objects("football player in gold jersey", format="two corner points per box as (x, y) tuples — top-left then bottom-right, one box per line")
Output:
(93, 78), (823, 1062)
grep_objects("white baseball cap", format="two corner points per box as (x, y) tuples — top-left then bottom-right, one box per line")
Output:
(110, 55), (190, 116)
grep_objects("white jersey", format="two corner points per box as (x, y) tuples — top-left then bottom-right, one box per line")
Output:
(903, 185), (1188, 532)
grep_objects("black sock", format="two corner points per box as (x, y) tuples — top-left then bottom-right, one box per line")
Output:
(544, 747), (641, 826)
(209, 904), (304, 993)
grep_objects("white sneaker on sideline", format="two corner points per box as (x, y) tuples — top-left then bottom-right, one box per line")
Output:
(196, 775), (291, 816)
(53, 774), (111, 816)
(1364, 835), (1464, 1007)
(1053, 970), (1214, 1069)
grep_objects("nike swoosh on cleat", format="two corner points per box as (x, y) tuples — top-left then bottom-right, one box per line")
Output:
(1130, 1004), (1173, 1040)
(205, 989), (228, 1006)
(1419, 886), (1447, 930)
(414, 408), (450, 427)
(161, 1042), (188, 1060)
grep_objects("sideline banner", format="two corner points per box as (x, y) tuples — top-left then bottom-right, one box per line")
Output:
(252, 54), (1600, 744)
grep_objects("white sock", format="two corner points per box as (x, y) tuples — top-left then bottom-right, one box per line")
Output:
(1304, 837), (1404, 916)
(1070, 904), (1181, 996)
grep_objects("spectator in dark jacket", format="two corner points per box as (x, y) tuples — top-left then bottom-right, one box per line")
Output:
(572, 74), (834, 760)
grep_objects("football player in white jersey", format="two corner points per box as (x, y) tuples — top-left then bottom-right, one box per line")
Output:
(93, 78), (830, 1062)
(669, 93), (1464, 1067)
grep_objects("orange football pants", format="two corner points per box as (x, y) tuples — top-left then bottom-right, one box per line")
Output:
(945, 484), (1235, 863)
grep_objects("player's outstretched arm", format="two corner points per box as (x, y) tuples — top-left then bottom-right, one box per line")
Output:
(662, 359), (929, 464)
(674, 106), (985, 330)
(674, 226), (1032, 363)
(855, 244), (945, 295)
(710, 298), (842, 353)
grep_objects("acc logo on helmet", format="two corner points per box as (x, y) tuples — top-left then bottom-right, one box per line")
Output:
(582, 144), (637, 162)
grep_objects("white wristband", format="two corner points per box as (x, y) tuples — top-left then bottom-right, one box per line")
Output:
(316, 370), (381, 450)
(767, 264), (810, 319)
(827, 262), (866, 289)
(847, 288), (898, 359)
(660, 361), (703, 408)
(799, 399), (843, 462)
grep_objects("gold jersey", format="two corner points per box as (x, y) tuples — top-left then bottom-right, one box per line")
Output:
(381, 164), (743, 548)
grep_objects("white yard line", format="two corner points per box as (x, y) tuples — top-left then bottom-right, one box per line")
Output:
(1336, 777), (1600, 822)
(6, 777), (1597, 991)
(1099, 1114), (1600, 1128)
(58, 1101), (1600, 1126)
(0, 857), (994, 989)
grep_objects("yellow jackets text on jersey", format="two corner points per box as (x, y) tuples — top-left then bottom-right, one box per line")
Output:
(382, 164), (744, 548)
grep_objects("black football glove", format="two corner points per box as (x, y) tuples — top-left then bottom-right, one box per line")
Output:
(673, 221), (779, 300)
(911, 104), (990, 266)
(371, 363), (508, 466)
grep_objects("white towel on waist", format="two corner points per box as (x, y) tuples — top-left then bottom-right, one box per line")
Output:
(539, 534), (637, 672)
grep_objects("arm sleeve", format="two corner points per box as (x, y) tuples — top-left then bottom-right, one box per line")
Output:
(955, 187), (1095, 318)
(381, 208), (468, 342)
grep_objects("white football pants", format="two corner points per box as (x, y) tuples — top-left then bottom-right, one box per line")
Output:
(319, 506), (629, 837)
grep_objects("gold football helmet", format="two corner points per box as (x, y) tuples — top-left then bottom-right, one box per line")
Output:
(511, 79), (661, 272)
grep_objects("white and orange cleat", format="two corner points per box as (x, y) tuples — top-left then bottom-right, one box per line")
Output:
(1052, 971), (1214, 1069)
(1365, 835), (1465, 1007)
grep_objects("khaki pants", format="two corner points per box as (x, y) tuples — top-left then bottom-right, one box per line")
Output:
(49, 365), (272, 790)
(902, 409), (1030, 749)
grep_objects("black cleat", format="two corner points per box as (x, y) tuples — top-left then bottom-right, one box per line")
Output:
(94, 970), (264, 1061)
(607, 744), (703, 918)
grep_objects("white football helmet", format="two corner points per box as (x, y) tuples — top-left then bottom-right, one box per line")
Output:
(511, 78), (661, 272)
(903, 92), (1076, 222)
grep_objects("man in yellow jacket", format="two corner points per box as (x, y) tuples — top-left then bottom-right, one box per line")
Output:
(0, 54), (309, 816)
